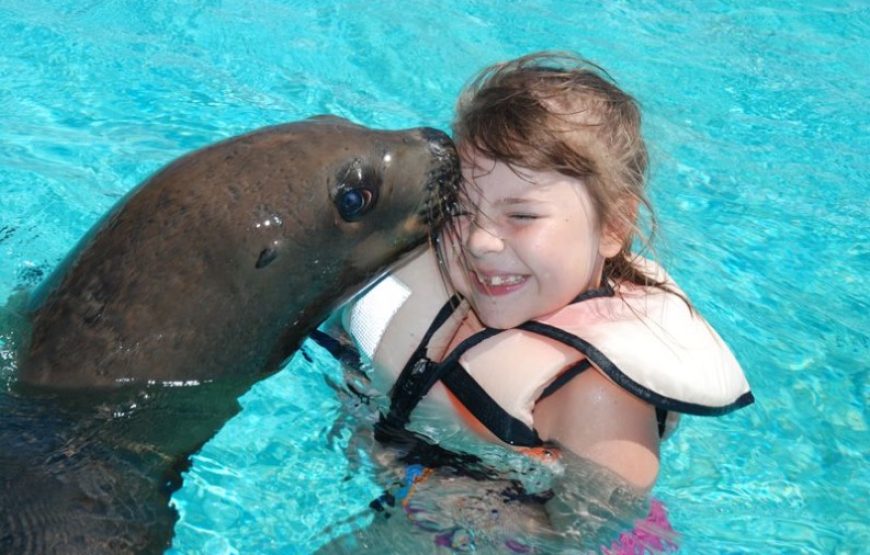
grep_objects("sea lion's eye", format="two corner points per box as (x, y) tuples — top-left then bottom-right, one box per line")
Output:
(337, 187), (374, 221)
(334, 160), (380, 222)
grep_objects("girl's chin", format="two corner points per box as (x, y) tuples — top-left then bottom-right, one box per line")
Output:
(472, 301), (531, 330)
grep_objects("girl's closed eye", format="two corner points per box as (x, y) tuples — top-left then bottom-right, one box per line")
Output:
(508, 212), (541, 221)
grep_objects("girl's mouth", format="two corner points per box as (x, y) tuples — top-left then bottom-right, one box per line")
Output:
(471, 271), (529, 296)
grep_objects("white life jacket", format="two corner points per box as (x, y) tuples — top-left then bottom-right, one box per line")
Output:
(344, 249), (753, 447)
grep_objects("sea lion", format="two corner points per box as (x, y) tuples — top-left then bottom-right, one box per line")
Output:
(0, 116), (459, 554)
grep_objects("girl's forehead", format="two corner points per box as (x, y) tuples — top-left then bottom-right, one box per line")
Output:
(462, 156), (578, 189)
(461, 162), (588, 207)
(459, 146), (547, 185)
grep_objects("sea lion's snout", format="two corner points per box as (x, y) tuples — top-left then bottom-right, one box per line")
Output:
(409, 127), (460, 230)
(419, 127), (454, 157)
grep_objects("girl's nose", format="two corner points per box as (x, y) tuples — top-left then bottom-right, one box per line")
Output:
(464, 216), (504, 257)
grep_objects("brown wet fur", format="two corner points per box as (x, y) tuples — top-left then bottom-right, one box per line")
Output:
(1, 116), (459, 554)
(20, 117), (457, 388)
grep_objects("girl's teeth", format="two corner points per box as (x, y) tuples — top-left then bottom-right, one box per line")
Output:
(481, 274), (523, 286)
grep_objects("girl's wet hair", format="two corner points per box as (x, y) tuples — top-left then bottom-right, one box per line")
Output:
(450, 51), (671, 292)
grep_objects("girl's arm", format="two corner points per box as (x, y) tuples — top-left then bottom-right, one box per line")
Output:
(533, 368), (660, 490)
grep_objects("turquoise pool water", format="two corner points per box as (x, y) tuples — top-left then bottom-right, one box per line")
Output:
(1, 0), (867, 553)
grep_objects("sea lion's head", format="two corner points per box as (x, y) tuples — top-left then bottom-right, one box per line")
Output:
(206, 116), (460, 324)
(18, 115), (461, 387)
(304, 115), (458, 271)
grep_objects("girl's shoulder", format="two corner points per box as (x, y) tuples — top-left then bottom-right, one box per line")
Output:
(535, 258), (753, 416)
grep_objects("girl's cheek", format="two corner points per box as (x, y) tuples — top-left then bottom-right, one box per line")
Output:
(449, 259), (472, 297)
(446, 217), (472, 247)
(442, 239), (472, 295)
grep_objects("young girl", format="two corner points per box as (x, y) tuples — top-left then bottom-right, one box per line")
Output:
(325, 52), (753, 551)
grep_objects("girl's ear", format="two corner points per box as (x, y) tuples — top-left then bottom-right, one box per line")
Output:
(598, 227), (623, 259)
(598, 198), (637, 259)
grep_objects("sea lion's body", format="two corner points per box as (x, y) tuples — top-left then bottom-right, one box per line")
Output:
(20, 117), (456, 388)
(1, 116), (458, 554)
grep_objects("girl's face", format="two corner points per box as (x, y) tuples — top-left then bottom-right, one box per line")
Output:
(447, 155), (621, 329)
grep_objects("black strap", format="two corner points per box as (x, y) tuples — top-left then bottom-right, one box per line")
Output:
(656, 408), (669, 437)
(384, 327), (502, 426)
(439, 365), (543, 446)
(396, 294), (461, 380)
(517, 320), (755, 416)
(538, 359), (593, 401)
(381, 283), (617, 446)
(381, 277), (758, 445)
(572, 279), (615, 302)
(382, 295), (462, 429)
(308, 329), (361, 367)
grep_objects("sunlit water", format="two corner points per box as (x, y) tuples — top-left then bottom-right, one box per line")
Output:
(1, 1), (867, 553)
